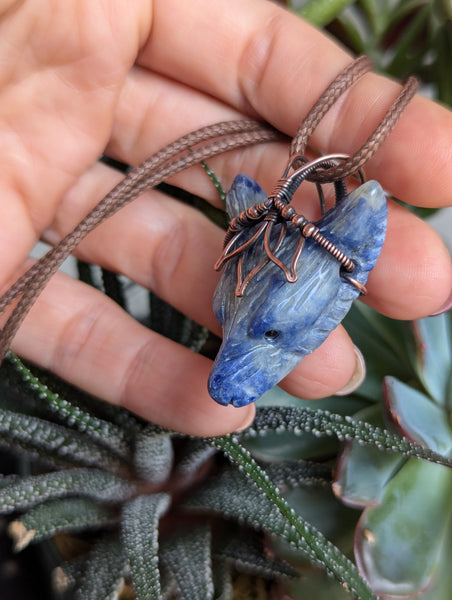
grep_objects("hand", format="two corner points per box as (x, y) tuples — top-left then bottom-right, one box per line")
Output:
(1, 0), (451, 436)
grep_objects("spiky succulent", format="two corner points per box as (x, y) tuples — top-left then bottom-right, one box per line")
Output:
(334, 310), (452, 599)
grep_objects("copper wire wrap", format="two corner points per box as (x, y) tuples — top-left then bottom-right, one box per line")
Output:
(216, 154), (365, 296)
(301, 223), (355, 273)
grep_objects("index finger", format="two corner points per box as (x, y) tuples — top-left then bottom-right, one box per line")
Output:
(141, 0), (452, 208)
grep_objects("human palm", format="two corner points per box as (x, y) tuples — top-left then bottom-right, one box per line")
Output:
(1, 0), (451, 435)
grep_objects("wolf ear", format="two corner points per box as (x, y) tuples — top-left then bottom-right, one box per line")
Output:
(226, 174), (268, 219)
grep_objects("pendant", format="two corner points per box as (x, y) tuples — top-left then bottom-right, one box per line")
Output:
(208, 155), (387, 407)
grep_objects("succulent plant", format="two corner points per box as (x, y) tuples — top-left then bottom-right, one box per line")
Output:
(334, 310), (452, 599)
(0, 282), (450, 600)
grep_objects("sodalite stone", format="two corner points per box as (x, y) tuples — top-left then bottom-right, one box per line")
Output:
(208, 174), (387, 407)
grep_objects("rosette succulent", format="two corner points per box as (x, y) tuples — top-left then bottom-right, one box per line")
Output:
(334, 310), (452, 598)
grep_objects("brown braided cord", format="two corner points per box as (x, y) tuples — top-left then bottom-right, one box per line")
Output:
(0, 124), (281, 359)
(290, 55), (418, 182)
(290, 55), (374, 157)
(0, 56), (418, 360)
(307, 75), (419, 183)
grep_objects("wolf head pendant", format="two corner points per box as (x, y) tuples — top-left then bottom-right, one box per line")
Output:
(208, 155), (387, 407)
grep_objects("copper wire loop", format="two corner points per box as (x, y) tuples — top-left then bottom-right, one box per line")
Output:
(218, 153), (365, 295)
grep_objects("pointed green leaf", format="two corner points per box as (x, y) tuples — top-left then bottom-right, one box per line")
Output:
(75, 537), (127, 600)
(0, 469), (136, 514)
(201, 161), (226, 207)
(410, 314), (451, 405)
(184, 464), (283, 537)
(385, 377), (452, 455)
(334, 442), (404, 508)
(295, 0), (356, 27)
(0, 407), (128, 473)
(265, 460), (332, 490)
(122, 493), (170, 600)
(160, 523), (214, 600)
(9, 497), (117, 551)
(5, 351), (131, 460)
(334, 405), (405, 507)
(242, 407), (452, 468)
(134, 428), (174, 485)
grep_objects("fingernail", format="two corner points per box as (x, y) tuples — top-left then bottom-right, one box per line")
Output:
(335, 345), (366, 396)
(234, 404), (256, 432)
(429, 288), (452, 317)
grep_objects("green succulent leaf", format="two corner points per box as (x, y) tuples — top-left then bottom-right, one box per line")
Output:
(5, 351), (131, 460)
(201, 160), (227, 206)
(385, 376), (452, 455)
(0, 407), (128, 473)
(204, 438), (377, 600)
(8, 497), (117, 551)
(214, 530), (299, 580)
(122, 493), (170, 600)
(293, 0), (356, 27)
(242, 406), (452, 468)
(355, 459), (452, 597)
(410, 314), (451, 406)
(0, 468), (136, 514)
(75, 536), (127, 600)
(410, 525), (452, 600)
(264, 459), (332, 490)
(160, 523), (214, 600)
(334, 442), (404, 508)
(333, 405), (408, 508)
(134, 428), (174, 485)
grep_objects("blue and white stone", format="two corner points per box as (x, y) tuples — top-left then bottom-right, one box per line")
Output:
(208, 174), (387, 407)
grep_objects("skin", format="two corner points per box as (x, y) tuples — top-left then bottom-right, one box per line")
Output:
(0, 0), (450, 436)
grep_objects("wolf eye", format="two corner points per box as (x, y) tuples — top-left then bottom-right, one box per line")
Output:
(264, 330), (280, 341)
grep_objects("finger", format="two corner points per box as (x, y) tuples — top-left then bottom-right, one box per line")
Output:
(139, 0), (452, 208)
(0, 0), (150, 284)
(105, 65), (287, 208)
(12, 267), (254, 437)
(280, 326), (358, 400)
(43, 155), (451, 322)
(42, 161), (223, 334)
(365, 200), (452, 318)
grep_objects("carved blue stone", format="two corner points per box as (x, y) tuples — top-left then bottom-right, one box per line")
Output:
(208, 174), (387, 407)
